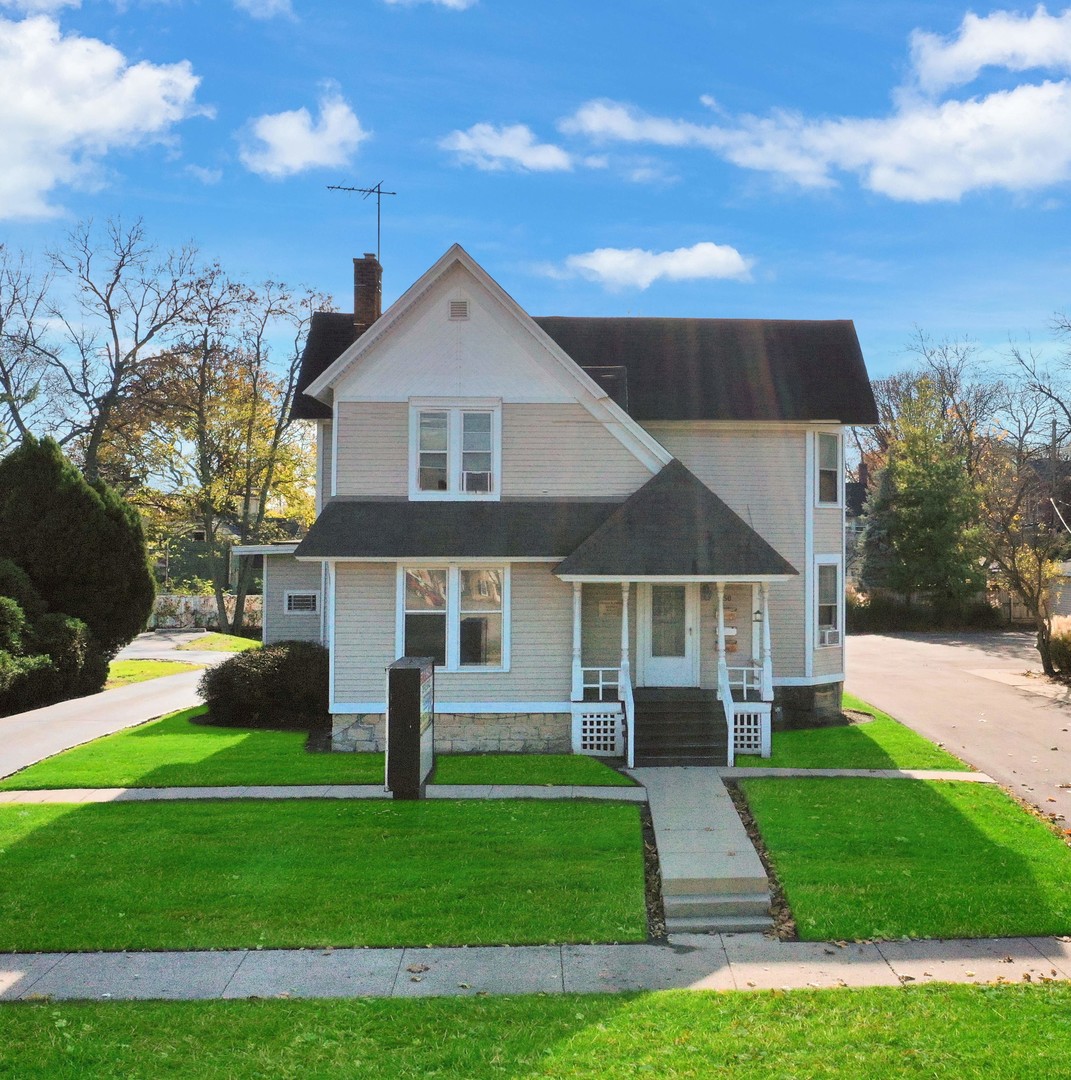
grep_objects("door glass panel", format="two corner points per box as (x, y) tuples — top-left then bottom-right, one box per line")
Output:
(651, 585), (686, 657)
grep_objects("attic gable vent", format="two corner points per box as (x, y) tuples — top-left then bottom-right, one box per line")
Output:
(449, 299), (469, 320)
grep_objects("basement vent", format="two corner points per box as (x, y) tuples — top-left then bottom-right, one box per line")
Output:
(449, 299), (469, 320)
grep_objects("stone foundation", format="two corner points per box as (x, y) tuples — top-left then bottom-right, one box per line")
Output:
(772, 683), (843, 730)
(330, 711), (571, 753)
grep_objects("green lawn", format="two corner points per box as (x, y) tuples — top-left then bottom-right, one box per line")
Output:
(0, 799), (645, 951)
(741, 777), (1071, 941)
(0, 708), (386, 790)
(0, 710), (633, 790)
(432, 753), (634, 787)
(736, 693), (967, 770)
(3, 985), (1071, 1079)
(105, 659), (203, 689)
(175, 632), (260, 652)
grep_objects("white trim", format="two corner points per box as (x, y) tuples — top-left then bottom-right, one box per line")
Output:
(804, 431), (815, 676)
(232, 544), (298, 557)
(329, 700), (573, 715)
(331, 401), (338, 498)
(636, 582), (699, 687)
(300, 555), (560, 565)
(557, 573), (796, 584)
(407, 399), (502, 501)
(773, 673), (844, 687)
(326, 562), (337, 707)
(319, 561), (328, 645)
(261, 555), (269, 646)
(396, 563), (511, 672)
(283, 589), (320, 614)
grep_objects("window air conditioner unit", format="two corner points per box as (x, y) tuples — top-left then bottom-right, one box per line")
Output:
(818, 627), (841, 646)
(463, 471), (492, 493)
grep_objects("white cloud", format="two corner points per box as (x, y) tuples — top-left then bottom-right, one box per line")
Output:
(383, 0), (477, 8)
(0, 0), (79, 12)
(233, 0), (294, 17)
(186, 163), (222, 184)
(558, 7), (1071, 204)
(910, 6), (1071, 95)
(439, 123), (572, 171)
(557, 242), (753, 291)
(239, 88), (367, 178)
(0, 15), (204, 220)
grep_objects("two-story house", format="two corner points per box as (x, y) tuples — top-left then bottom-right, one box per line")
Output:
(238, 245), (878, 767)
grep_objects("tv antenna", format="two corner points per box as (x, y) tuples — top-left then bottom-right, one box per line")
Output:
(327, 181), (396, 262)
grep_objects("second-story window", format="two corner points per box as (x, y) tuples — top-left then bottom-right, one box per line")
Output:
(816, 432), (841, 506)
(410, 399), (501, 499)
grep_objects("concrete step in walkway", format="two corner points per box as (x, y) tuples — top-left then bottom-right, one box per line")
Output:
(4, 935), (1069, 1001)
(631, 767), (773, 935)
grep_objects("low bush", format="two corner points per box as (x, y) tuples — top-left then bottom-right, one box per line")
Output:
(847, 592), (1004, 633)
(199, 640), (329, 729)
(33, 613), (108, 697)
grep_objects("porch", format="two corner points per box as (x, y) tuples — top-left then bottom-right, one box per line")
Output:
(565, 579), (778, 767)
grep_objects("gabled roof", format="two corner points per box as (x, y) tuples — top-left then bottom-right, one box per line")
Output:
(533, 317), (878, 424)
(554, 460), (797, 579)
(293, 497), (622, 559)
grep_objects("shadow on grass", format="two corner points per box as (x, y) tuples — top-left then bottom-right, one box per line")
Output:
(739, 777), (1071, 941)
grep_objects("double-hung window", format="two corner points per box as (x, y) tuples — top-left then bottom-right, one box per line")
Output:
(816, 432), (841, 506)
(400, 566), (508, 670)
(410, 400), (501, 499)
(816, 559), (841, 647)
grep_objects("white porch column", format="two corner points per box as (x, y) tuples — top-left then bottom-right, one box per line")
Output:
(571, 582), (583, 701)
(619, 581), (631, 684)
(760, 582), (774, 702)
(716, 582), (730, 699)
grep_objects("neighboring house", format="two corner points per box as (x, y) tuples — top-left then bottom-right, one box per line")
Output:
(236, 245), (878, 766)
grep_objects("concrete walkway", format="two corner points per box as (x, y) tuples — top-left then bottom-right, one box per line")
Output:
(3, 934), (1068, 1001)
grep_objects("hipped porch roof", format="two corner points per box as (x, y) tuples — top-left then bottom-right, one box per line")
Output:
(295, 461), (796, 580)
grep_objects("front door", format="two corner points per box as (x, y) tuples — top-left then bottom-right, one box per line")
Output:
(639, 584), (698, 686)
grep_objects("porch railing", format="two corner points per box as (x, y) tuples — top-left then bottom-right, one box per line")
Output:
(621, 672), (635, 769)
(726, 663), (762, 700)
(579, 666), (620, 702)
(716, 659), (735, 767)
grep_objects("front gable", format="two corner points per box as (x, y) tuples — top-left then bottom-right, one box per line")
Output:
(307, 245), (671, 480)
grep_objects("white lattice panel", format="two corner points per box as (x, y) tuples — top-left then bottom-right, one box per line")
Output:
(572, 707), (624, 756)
(733, 705), (771, 757)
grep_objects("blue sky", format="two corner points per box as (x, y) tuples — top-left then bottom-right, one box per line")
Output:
(3, 1), (1071, 378)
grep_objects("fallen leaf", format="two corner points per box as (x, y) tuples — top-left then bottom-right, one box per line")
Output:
(406, 963), (430, 974)
(409, 976), (422, 983)
(965, 971), (975, 977)
(458, 983), (470, 989)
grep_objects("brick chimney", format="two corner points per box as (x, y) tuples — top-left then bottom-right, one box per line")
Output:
(353, 253), (382, 336)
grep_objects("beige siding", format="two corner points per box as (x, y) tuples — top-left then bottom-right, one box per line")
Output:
(263, 556), (323, 645)
(332, 562), (574, 704)
(502, 403), (653, 497)
(814, 507), (843, 556)
(699, 584), (754, 689)
(644, 422), (807, 675)
(580, 584), (637, 668)
(334, 402), (408, 496)
(813, 641), (844, 678)
(333, 563), (397, 702)
(438, 564), (573, 702)
(317, 420), (333, 508)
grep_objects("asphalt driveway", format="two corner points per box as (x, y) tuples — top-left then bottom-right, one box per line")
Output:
(846, 630), (1071, 821)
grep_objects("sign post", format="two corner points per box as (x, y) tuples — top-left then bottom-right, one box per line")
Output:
(385, 657), (435, 799)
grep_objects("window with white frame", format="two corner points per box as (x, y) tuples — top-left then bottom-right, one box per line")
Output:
(400, 566), (507, 669)
(285, 590), (319, 614)
(816, 432), (841, 506)
(410, 401), (500, 499)
(816, 560), (841, 647)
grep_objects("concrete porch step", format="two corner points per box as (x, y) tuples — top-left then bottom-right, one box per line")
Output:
(664, 891), (772, 919)
(665, 913), (775, 935)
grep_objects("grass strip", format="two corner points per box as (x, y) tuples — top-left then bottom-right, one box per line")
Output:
(740, 777), (1071, 940)
(2, 984), (1071, 1078)
(105, 660), (203, 689)
(736, 693), (967, 770)
(432, 753), (634, 786)
(0, 799), (645, 951)
(175, 633), (260, 652)
(0, 708), (385, 790)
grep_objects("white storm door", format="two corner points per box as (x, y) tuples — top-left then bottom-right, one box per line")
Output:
(640, 584), (698, 686)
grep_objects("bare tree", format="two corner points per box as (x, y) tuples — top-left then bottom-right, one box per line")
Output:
(42, 218), (200, 483)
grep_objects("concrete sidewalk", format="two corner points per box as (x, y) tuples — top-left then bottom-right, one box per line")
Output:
(3, 934), (1068, 1001)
